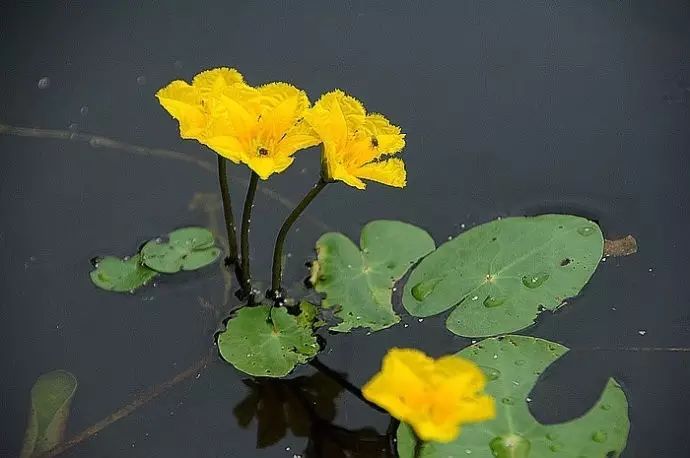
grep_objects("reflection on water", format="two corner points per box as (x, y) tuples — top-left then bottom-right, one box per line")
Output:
(234, 372), (395, 457)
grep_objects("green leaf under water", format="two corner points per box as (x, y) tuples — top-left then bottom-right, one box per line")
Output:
(141, 227), (221, 273)
(312, 220), (436, 332)
(397, 336), (629, 458)
(217, 305), (320, 377)
(20, 370), (78, 458)
(89, 254), (158, 293)
(403, 215), (603, 337)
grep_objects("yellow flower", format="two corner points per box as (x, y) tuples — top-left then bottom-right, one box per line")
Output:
(156, 67), (245, 140)
(304, 90), (406, 189)
(156, 68), (321, 179)
(362, 348), (495, 443)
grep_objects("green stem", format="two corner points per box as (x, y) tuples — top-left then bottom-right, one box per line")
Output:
(217, 156), (239, 264)
(240, 171), (259, 298)
(270, 179), (328, 298)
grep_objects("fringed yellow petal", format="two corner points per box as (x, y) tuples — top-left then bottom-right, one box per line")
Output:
(155, 81), (206, 140)
(192, 67), (245, 95)
(208, 93), (257, 141)
(355, 158), (407, 188)
(364, 113), (406, 155)
(330, 163), (367, 189)
(256, 83), (310, 143)
(275, 120), (321, 158)
(305, 90), (366, 149)
(306, 91), (407, 189)
(243, 155), (294, 180)
(362, 348), (495, 443)
(202, 136), (244, 164)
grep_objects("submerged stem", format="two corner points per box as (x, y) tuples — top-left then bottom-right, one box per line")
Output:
(240, 171), (259, 299)
(217, 156), (239, 264)
(270, 179), (328, 298)
(40, 353), (214, 457)
(309, 358), (386, 414)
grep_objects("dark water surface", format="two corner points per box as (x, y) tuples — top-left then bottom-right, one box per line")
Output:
(2, 1), (689, 457)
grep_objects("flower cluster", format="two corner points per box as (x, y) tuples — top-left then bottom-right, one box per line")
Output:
(156, 68), (406, 188)
(362, 348), (495, 443)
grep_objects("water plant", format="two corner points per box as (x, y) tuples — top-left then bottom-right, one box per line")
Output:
(22, 66), (632, 456)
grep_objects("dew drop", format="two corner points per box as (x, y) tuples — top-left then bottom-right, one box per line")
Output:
(522, 272), (549, 289)
(136, 75), (147, 85)
(592, 430), (607, 443)
(489, 434), (530, 458)
(483, 295), (506, 308)
(80, 105), (89, 117)
(480, 366), (501, 381)
(601, 404), (611, 411)
(411, 278), (442, 301)
(37, 77), (50, 89)
(577, 225), (595, 236)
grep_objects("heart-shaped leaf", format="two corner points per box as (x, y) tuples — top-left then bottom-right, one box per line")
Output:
(20, 370), (78, 458)
(141, 227), (220, 274)
(397, 336), (629, 458)
(89, 254), (158, 292)
(312, 220), (435, 332)
(218, 305), (319, 377)
(403, 215), (603, 337)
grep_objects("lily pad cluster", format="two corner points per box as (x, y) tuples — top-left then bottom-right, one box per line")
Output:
(397, 336), (629, 458)
(89, 227), (221, 292)
(312, 215), (603, 337)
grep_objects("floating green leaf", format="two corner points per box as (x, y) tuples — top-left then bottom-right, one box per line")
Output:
(20, 370), (78, 458)
(403, 215), (603, 337)
(218, 305), (319, 377)
(312, 220), (435, 332)
(141, 227), (220, 274)
(89, 254), (158, 292)
(397, 336), (629, 458)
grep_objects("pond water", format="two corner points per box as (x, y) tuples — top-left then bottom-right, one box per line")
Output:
(2, 1), (689, 457)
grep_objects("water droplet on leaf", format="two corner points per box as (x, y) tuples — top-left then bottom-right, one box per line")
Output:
(480, 366), (501, 381)
(411, 278), (442, 301)
(592, 430), (607, 443)
(522, 272), (549, 289)
(577, 225), (595, 236)
(483, 295), (506, 308)
(489, 434), (530, 458)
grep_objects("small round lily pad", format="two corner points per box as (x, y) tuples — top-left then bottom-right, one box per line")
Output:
(217, 305), (320, 377)
(141, 227), (221, 274)
(89, 254), (158, 292)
